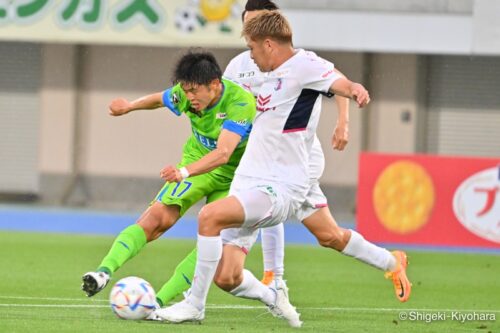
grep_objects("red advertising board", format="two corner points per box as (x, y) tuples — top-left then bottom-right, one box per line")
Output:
(357, 153), (500, 249)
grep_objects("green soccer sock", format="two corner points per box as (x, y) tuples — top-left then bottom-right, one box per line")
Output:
(97, 224), (147, 276)
(156, 247), (197, 306)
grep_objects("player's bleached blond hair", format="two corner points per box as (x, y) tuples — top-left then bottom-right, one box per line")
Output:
(242, 10), (292, 44)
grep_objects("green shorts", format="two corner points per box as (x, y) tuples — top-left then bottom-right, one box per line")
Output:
(154, 171), (232, 217)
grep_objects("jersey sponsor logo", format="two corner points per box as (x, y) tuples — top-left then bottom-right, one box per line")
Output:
(236, 119), (248, 126)
(238, 71), (255, 78)
(321, 69), (334, 78)
(257, 106), (276, 112)
(192, 129), (217, 150)
(274, 69), (290, 77)
(235, 102), (248, 107)
(216, 112), (227, 119)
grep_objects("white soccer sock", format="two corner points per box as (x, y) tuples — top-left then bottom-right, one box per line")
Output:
(229, 269), (275, 306)
(261, 224), (285, 277)
(342, 230), (396, 271)
(187, 234), (222, 310)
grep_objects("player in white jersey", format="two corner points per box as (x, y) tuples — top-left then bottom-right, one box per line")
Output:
(224, 26), (340, 286)
(156, 11), (410, 327)
(223, 0), (411, 306)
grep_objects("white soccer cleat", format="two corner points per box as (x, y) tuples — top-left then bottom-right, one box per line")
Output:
(155, 299), (205, 323)
(81, 271), (110, 297)
(273, 278), (289, 298)
(268, 280), (302, 328)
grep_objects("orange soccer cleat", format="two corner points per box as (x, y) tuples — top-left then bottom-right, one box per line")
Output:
(384, 250), (412, 302)
(261, 270), (275, 286)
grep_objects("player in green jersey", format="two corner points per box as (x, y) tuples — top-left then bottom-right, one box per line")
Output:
(81, 50), (256, 301)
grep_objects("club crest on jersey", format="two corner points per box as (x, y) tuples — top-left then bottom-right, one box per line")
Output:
(274, 78), (283, 91)
(216, 112), (227, 119)
(171, 92), (180, 104)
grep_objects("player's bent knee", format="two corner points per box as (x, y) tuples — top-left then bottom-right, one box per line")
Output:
(198, 204), (225, 234)
(139, 206), (179, 241)
(151, 212), (176, 231)
(214, 273), (241, 291)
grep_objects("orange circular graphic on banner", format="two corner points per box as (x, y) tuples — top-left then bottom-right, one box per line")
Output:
(373, 160), (435, 234)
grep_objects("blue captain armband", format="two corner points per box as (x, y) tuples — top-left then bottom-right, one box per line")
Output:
(162, 88), (182, 116)
(222, 120), (251, 138)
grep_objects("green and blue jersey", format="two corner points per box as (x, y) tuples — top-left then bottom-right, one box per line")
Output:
(162, 79), (256, 179)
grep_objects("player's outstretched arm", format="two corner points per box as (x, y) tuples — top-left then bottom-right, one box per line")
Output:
(329, 78), (370, 108)
(108, 92), (164, 116)
(160, 129), (242, 182)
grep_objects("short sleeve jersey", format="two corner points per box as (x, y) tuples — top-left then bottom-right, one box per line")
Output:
(162, 78), (256, 179)
(234, 49), (341, 189)
(225, 50), (326, 181)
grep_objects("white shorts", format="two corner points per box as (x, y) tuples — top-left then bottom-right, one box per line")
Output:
(221, 175), (304, 251)
(221, 227), (259, 253)
(294, 180), (328, 222)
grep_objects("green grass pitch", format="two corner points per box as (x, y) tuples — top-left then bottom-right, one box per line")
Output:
(0, 231), (499, 333)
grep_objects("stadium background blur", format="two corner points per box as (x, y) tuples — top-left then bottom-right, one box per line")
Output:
(1, 0), (499, 216)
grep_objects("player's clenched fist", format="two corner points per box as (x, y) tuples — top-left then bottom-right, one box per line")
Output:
(160, 165), (183, 183)
(109, 98), (132, 116)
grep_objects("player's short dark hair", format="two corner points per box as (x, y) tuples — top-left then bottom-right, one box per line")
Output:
(241, 0), (279, 21)
(173, 49), (222, 86)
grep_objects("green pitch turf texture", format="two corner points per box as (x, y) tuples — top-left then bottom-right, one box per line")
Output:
(0, 231), (498, 333)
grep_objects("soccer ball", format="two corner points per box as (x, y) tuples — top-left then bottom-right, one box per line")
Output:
(109, 276), (156, 320)
(174, 6), (200, 33)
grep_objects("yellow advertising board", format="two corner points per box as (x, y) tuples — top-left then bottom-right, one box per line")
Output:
(0, 0), (246, 47)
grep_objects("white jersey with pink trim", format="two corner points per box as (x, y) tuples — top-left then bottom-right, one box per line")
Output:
(228, 49), (340, 189)
(224, 50), (327, 181)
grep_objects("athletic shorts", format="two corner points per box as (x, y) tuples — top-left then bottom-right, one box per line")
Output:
(154, 159), (232, 217)
(295, 180), (328, 222)
(221, 175), (304, 251)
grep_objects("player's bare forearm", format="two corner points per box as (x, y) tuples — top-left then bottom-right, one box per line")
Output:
(335, 94), (349, 125)
(187, 148), (231, 176)
(109, 92), (163, 116)
(329, 78), (370, 108)
(160, 148), (231, 182)
(160, 130), (241, 182)
(130, 92), (164, 110)
(332, 95), (350, 151)
(333, 67), (346, 79)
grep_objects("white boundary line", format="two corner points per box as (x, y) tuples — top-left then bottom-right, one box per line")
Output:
(0, 304), (109, 308)
(0, 295), (108, 302)
(0, 296), (499, 313)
